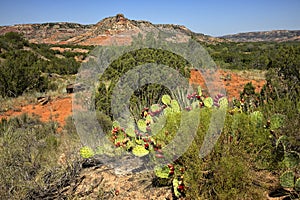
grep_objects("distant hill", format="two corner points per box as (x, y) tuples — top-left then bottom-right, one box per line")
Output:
(0, 14), (224, 46)
(220, 30), (300, 42)
(1, 14), (299, 45)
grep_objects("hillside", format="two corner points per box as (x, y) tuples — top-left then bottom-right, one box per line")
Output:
(221, 30), (300, 42)
(1, 14), (299, 45)
(0, 14), (224, 45)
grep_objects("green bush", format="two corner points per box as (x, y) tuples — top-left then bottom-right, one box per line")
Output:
(0, 50), (48, 97)
(0, 32), (88, 97)
(95, 48), (191, 118)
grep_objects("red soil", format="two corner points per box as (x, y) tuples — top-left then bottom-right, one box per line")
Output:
(0, 95), (72, 128)
(189, 69), (266, 100)
(0, 70), (266, 125)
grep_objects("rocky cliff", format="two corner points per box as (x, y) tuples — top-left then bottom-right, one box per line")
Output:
(0, 14), (224, 45)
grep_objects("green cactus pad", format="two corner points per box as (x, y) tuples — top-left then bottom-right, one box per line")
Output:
(162, 94), (172, 105)
(137, 119), (147, 132)
(150, 104), (161, 113)
(173, 178), (181, 198)
(125, 126), (136, 138)
(171, 100), (181, 113)
(126, 140), (135, 151)
(154, 165), (170, 179)
(112, 121), (120, 128)
(135, 139), (144, 145)
(132, 145), (149, 157)
(280, 171), (295, 188)
(164, 107), (173, 116)
(270, 114), (286, 130)
(295, 178), (300, 192)
(114, 133), (125, 144)
(80, 146), (94, 158)
(283, 151), (300, 168)
(145, 115), (153, 124)
(218, 97), (228, 109)
(197, 86), (202, 97)
(203, 97), (213, 108)
(151, 116), (166, 135)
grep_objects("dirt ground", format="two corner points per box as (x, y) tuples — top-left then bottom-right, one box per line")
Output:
(0, 69), (266, 126)
(189, 69), (266, 100)
(0, 95), (72, 128)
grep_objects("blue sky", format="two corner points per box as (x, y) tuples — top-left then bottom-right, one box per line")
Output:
(0, 0), (299, 36)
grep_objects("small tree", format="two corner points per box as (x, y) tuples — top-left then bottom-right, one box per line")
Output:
(0, 50), (48, 97)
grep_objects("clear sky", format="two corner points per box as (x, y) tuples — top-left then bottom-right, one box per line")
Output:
(0, 0), (299, 36)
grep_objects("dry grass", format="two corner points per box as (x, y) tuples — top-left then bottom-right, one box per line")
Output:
(224, 69), (267, 80)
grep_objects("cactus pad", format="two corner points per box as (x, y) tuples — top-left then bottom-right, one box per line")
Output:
(132, 145), (149, 157)
(80, 146), (94, 158)
(204, 97), (213, 108)
(154, 165), (170, 178)
(162, 94), (172, 105)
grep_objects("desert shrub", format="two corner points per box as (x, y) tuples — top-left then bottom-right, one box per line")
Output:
(176, 107), (275, 199)
(261, 45), (300, 102)
(0, 50), (49, 97)
(0, 115), (58, 199)
(0, 32), (28, 51)
(95, 48), (191, 118)
(0, 32), (86, 84)
(96, 111), (113, 134)
(206, 41), (300, 70)
(260, 48), (300, 153)
(0, 33), (87, 97)
(0, 114), (81, 199)
(42, 57), (80, 75)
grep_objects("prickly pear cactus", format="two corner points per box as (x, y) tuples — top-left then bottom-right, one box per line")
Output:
(203, 97), (213, 108)
(125, 126), (136, 138)
(280, 171), (295, 188)
(213, 94), (226, 108)
(164, 107), (173, 116)
(137, 119), (147, 132)
(145, 115), (153, 124)
(150, 104), (161, 115)
(112, 120), (120, 128)
(80, 146), (94, 158)
(218, 97), (228, 109)
(132, 145), (149, 157)
(170, 99), (180, 113)
(173, 177), (181, 198)
(162, 94), (172, 106)
(125, 140), (135, 151)
(197, 86), (202, 97)
(154, 165), (170, 179)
